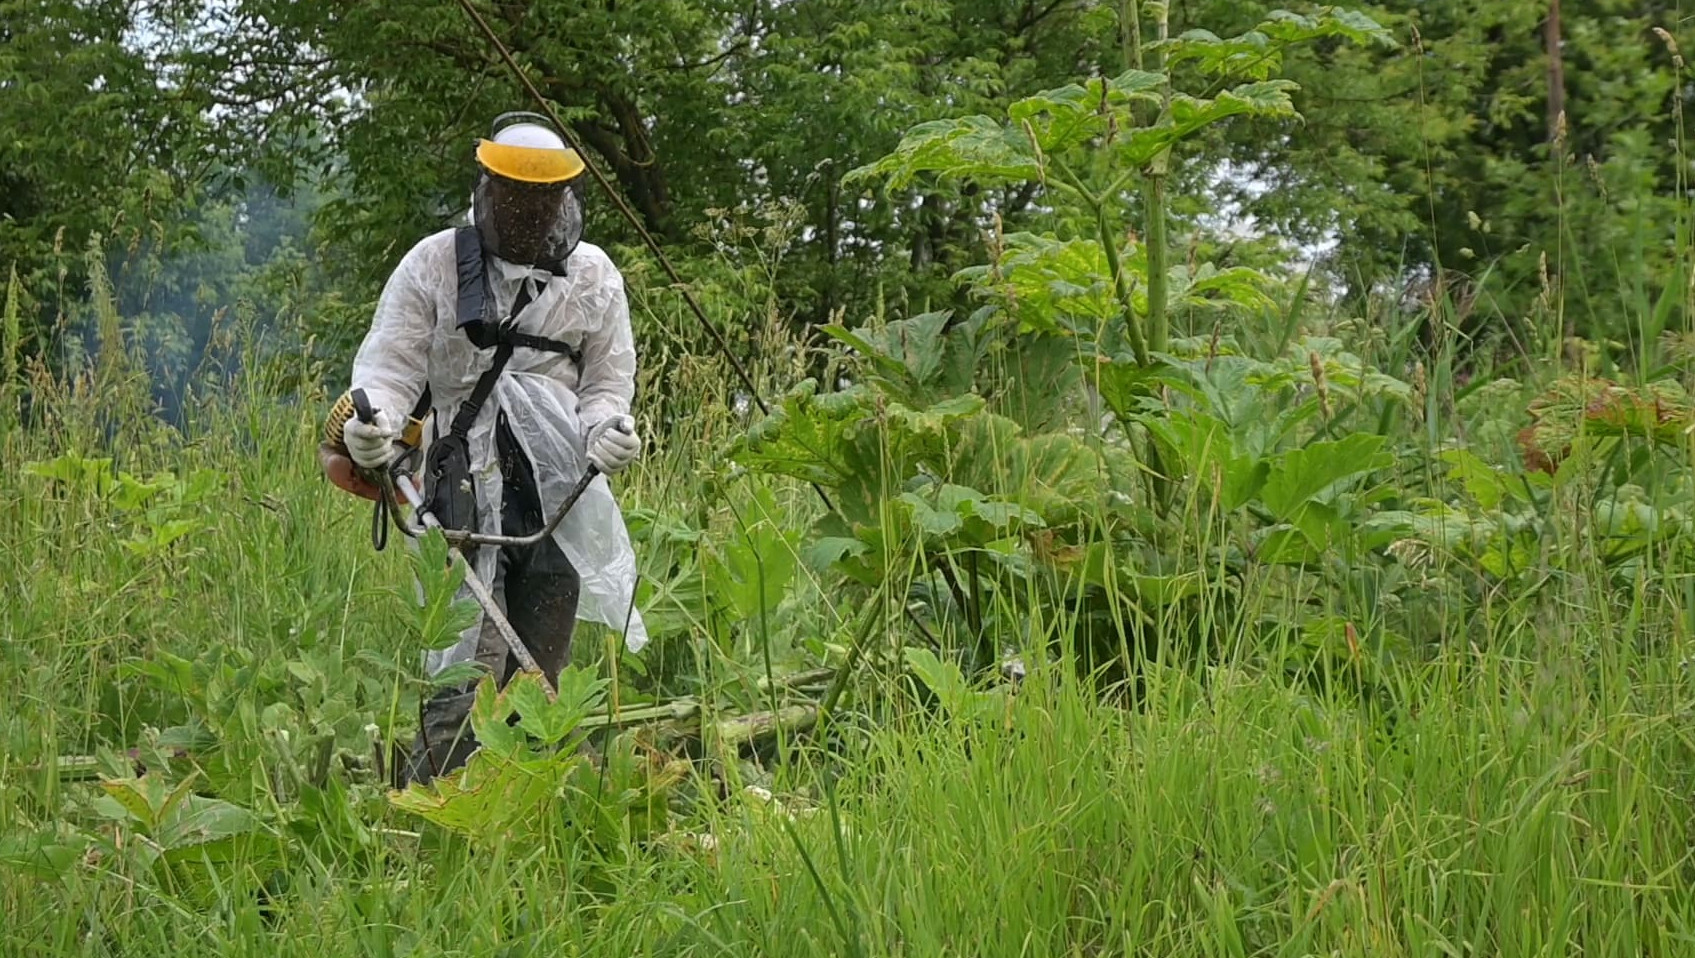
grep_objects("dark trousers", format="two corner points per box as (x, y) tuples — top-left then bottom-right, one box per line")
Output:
(399, 414), (580, 787)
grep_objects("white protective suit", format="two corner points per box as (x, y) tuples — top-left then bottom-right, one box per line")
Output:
(350, 228), (649, 667)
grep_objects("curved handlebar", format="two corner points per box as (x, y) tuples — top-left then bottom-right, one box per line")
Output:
(373, 457), (601, 549)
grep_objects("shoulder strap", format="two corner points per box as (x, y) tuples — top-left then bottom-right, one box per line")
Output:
(408, 225), (491, 422)
(447, 282), (532, 439)
(454, 226), (492, 329)
(413, 228), (581, 432)
(456, 224), (583, 363)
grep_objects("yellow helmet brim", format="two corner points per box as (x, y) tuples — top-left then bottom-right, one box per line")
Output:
(475, 139), (585, 184)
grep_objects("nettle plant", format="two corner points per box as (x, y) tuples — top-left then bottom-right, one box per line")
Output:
(731, 8), (1400, 671)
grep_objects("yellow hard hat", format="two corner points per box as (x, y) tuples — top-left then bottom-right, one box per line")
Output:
(474, 113), (584, 183)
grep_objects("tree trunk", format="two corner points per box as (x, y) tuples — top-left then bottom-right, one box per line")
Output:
(1545, 0), (1565, 141)
(823, 171), (839, 319)
(911, 194), (938, 270)
(566, 112), (677, 241)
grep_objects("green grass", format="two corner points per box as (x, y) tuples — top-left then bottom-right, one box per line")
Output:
(3, 308), (1695, 957)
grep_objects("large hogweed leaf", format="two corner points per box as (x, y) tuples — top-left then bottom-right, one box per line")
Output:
(842, 115), (1039, 189)
(898, 482), (1043, 548)
(818, 311), (952, 395)
(1260, 434), (1395, 550)
(1261, 434), (1393, 520)
(946, 412), (1107, 526)
(1518, 376), (1695, 475)
(1117, 82), (1300, 169)
(729, 379), (986, 526)
(732, 380), (878, 488)
(404, 528), (481, 651)
(957, 233), (1279, 336)
(1158, 8), (1395, 79)
(470, 669), (608, 753)
(390, 669), (612, 845)
(95, 772), (263, 853)
(1139, 409), (1269, 512)
(388, 748), (574, 844)
(1007, 70), (1166, 154)
(708, 485), (801, 623)
(98, 772), (198, 833)
(904, 647), (1006, 724)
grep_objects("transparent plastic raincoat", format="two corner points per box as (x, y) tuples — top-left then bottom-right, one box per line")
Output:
(349, 228), (648, 669)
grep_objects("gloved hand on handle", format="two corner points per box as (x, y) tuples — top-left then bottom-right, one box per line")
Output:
(586, 415), (641, 475)
(344, 408), (401, 469)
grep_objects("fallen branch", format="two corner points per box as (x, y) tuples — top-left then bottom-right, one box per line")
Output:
(715, 705), (819, 748)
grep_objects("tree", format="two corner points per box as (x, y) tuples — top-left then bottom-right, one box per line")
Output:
(1188, 1), (1694, 354)
(196, 0), (1128, 329)
(1, 0), (209, 343)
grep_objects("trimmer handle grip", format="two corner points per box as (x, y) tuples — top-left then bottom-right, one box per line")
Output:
(351, 388), (376, 425)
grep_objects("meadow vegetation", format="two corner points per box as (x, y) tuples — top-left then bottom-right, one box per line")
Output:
(6, 3), (1695, 956)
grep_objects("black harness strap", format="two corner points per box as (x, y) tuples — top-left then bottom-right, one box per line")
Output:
(449, 284), (531, 439)
(468, 324), (583, 366)
(455, 226), (492, 328)
(409, 228), (582, 422)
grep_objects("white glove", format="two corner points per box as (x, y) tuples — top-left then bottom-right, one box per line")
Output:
(344, 408), (400, 469)
(586, 415), (641, 475)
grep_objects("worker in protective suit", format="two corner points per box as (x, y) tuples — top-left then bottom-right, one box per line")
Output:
(320, 112), (648, 786)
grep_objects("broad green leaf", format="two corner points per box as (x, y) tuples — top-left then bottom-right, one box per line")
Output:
(99, 773), (197, 832)
(1261, 433), (1393, 521)
(902, 489), (963, 538)
(109, 472), (169, 512)
(887, 394), (988, 436)
(1288, 498), (1346, 551)
(1120, 82), (1299, 168)
(899, 483), (1042, 547)
(1161, 29), (1282, 79)
(708, 492), (801, 622)
(1008, 70), (1165, 153)
(24, 454), (115, 495)
(843, 116), (1040, 189)
(1262, 8), (1395, 48)
(505, 668), (606, 747)
(1093, 356), (1168, 423)
(1179, 263), (1278, 314)
(731, 380), (871, 491)
(426, 660), (490, 690)
(407, 529), (482, 651)
(389, 749), (574, 844)
(154, 795), (260, 850)
(956, 232), (1118, 328)
(1253, 525), (1323, 565)
(121, 518), (201, 557)
(467, 674), (527, 756)
(817, 324), (920, 390)
(1141, 410), (1269, 511)
(948, 412), (1105, 524)
(1159, 8), (1394, 78)
(1441, 448), (1514, 509)
(903, 647), (968, 707)
(904, 648), (1002, 722)
(1059, 543), (1207, 604)
(801, 536), (869, 573)
(820, 311), (951, 395)
(0, 832), (89, 880)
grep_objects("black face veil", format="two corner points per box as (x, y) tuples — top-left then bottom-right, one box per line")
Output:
(472, 113), (587, 275)
(472, 172), (583, 275)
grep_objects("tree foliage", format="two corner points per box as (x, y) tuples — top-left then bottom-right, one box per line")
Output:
(4, 0), (1694, 366)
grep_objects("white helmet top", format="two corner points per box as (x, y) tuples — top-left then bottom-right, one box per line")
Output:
(493, 122), (567, 152)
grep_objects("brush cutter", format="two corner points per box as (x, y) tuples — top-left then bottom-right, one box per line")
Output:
(346, 388), (602, 698)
